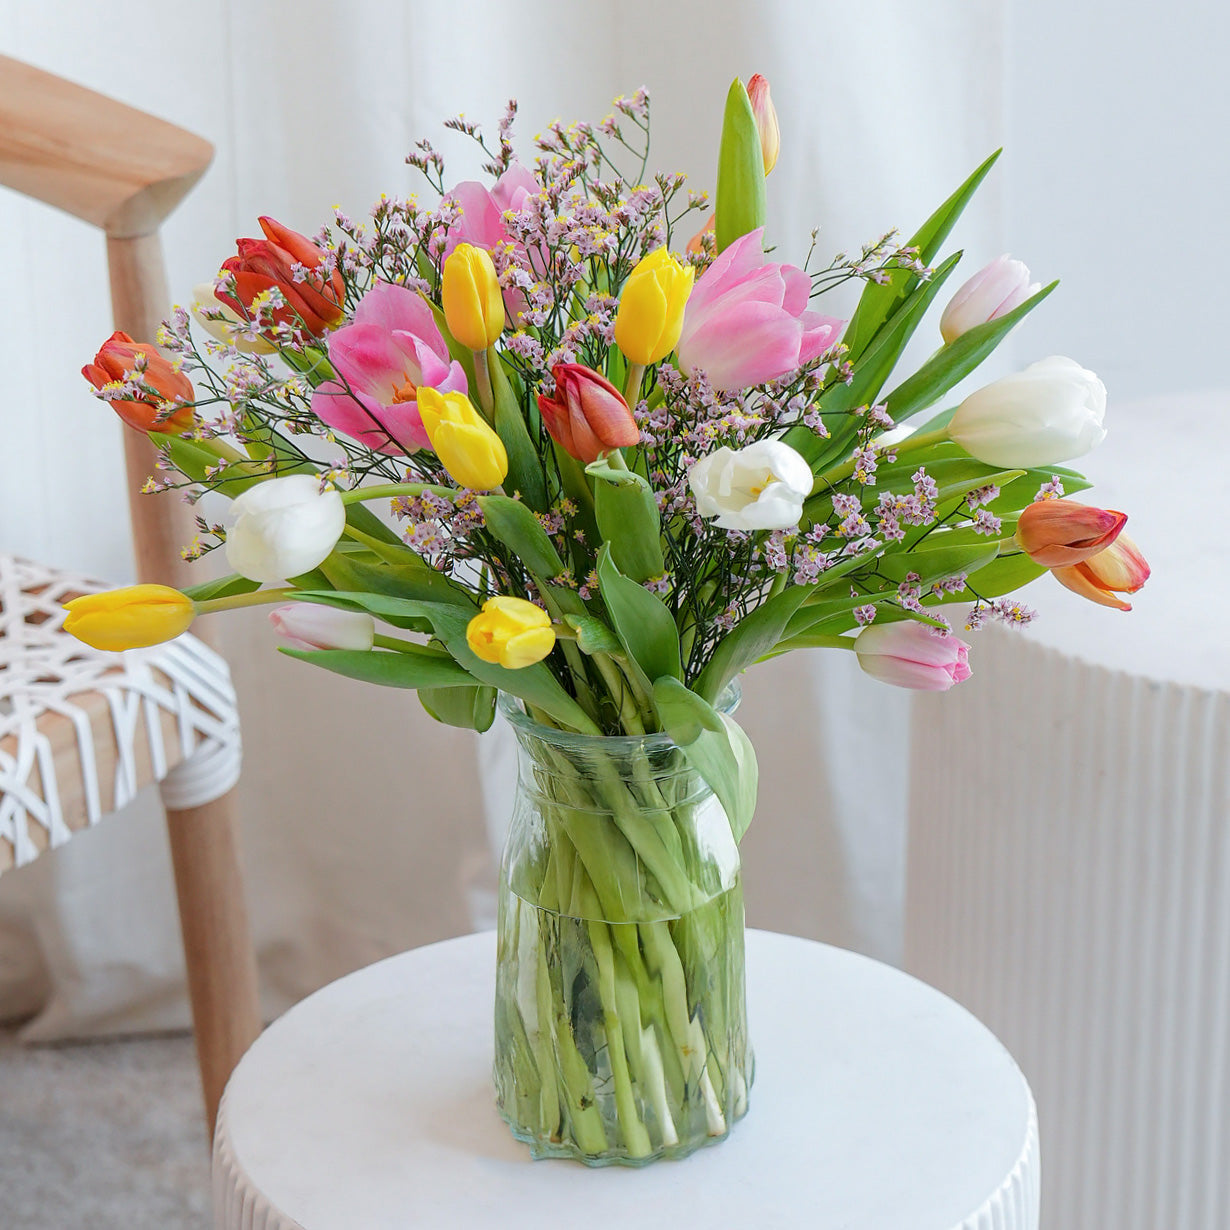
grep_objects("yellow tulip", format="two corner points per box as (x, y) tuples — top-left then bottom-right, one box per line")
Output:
(62, 585), (195, 652)
(417, 386), (508, 491)
(466, 596), (555, 669)
(442, 243), (505, 351)
(614, 247), (694, 365)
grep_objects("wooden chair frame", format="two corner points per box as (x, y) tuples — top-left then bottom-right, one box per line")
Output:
(0, 54), (260, 1135)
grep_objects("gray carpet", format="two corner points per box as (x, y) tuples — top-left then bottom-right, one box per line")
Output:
(0, 1026), (209, 1229)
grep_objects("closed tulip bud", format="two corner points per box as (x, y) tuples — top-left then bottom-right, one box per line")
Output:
(442, 243), (505, 351)
(855, 621), (972, 692)
(216, 216), (344, 338)
(948, 356), (1107, 468)
(1051, 533), (1150, 611)
(63, 585), (195, 652)
(940, 255), (1041, 344)
(1015, 499), (1127, 567)
(466, 596), (555, 669)
(614, 247), (695, 365)
(191, 283), (277, 354)
(747, 74), (780, 175)
(417, 386), (508, 491)
(269, 603), (375, 651)
(688, 438), (813, 530)
(537, 364), (640, 463)
(225, 474), (347, 584)
(82, 331), (195, 433)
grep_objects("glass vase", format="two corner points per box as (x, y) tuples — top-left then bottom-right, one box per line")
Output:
(493, 688), (752, 1166)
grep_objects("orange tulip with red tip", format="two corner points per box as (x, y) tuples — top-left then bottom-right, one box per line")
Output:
(1015, 498), (1127, 567)
(216, 216), (344, 337)
(1051, 533), (1150, 611)
(82, 331), (194, 433)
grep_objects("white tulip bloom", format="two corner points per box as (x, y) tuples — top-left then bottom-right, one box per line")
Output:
(226, 475), (346, 583)
(191, 283), (276, 354)
(688, 439), (813, 531)
(940, 254), (1040, 344)
(948, 356), (1107, 468)
(269, 603), (374, 652)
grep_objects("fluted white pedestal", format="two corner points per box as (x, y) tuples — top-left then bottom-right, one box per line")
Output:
(906, 390), (1230, 1229)
(213, 930), (1039, 1229)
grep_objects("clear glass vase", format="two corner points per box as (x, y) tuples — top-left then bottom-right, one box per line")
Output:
(493, 687), (752, 1166)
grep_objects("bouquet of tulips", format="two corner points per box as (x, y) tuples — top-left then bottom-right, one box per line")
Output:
(66, 77), (1147, 1162)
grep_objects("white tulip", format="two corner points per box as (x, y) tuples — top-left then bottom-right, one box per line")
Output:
(191, 283), (276, 354)
(688, 439), (813, 531)
(269, 603), (374, 651)
(947, 356), (1107, 468)
(226, 475), (346, 583)
(940, 254), (1040, 344)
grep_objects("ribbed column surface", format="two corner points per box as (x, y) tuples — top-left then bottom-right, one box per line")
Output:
(907, 624), (1230, 1230)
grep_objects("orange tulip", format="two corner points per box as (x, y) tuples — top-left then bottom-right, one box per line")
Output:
(1051, 533), (1150, 611)
(1015, 498), (1127, 567)
(537, 363), (640, 464)
(216, 216), (345, 337)
(82, 331), (194, 433)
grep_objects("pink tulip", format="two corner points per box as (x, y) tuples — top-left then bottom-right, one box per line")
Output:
(855, 621), (972, 691)
(311, 281), (467, 455)
(940, 254), (1040, 344)
(747, 74), (780, 175)
(269, 603), (375, 651)
(676, 229), (844, 390)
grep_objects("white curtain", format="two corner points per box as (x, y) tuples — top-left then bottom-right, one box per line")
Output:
(0, 0), (1007, 1036)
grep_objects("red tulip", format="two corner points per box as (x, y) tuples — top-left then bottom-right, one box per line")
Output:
(82, 331), (194, 433)
(216, 216), (344, 338)
(1015, 498), (1127, 567)
(537, 363), (640, 464)
(1051, 533), (1150, 611)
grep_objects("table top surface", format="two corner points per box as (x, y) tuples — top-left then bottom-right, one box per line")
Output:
(1014, 387), (1227, 691)
(216, 930), (1037, 1230)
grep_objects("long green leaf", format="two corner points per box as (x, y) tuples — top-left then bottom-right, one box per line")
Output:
(590, 464), (664, 582)
(596, 545), (682, 683)
(843, 149), (1001, 361)
(280, 645), (474, 690)
(490, 351), (548, 511)
(653, 677), (759, 843)
(714, 78), (767, 252)
(884, 280), (1058, 423)
(182, 573), (261, 603)
(694, 584), (813, 703)
(480, 495), (565, 577)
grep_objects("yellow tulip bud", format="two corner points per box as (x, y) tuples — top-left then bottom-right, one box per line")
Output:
(614, 247), (694, 365)
(62, 585), (195, 652)
(417, 386), (508, 491)
(442, 243), (505, 351)
(466, 596), (555, 669)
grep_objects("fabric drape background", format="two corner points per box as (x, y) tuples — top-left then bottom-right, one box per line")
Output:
(0, 0), (1222, 1038)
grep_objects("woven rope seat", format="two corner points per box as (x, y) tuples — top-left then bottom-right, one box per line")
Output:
(0, 554), (241, 874)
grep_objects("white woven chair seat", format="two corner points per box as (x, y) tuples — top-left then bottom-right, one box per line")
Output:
(0, 554), (242, 873)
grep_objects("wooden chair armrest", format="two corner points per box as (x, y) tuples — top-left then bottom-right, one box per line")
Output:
(0, 54), (213, 237)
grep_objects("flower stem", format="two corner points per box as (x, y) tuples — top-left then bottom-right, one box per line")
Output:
(623, 363), (645, 405)
(339, 481), (456, 504)
(474, 347), (495, 418)
(193, 586), (297, 615)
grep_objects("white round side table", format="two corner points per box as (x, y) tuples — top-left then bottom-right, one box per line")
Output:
(906, 391), (1230, 1229)
(212, 929), (1039, 1229)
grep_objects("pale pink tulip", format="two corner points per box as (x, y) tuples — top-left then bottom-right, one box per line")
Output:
(855, 621), (972, 691)
(269, 603), (375, 651)
(676, 228), (844, 391)
(940, 254), (1040, 344)
(312, 281), (467, 455)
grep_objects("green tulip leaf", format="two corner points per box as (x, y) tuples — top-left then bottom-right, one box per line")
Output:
(419, 683), (497, 732)
(590, 465), (664, 582)
(480, 495), (566, 578)
(596, 545), (682, 683)
(715, 78), (767, 252)
(564, 613), (623, 657)
(653, 677), (759, 843)
(182, 573), (261, 603)
(489, 351), (548, 511)
(280, 645), (474, 690)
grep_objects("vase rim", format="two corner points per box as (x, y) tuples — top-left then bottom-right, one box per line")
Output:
(497, 679), (742, 751)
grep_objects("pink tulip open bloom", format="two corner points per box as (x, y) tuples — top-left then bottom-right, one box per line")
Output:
(676, 228), (844, 390)
(311, 281), (467, 455)
(855, 621), (973, 692)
